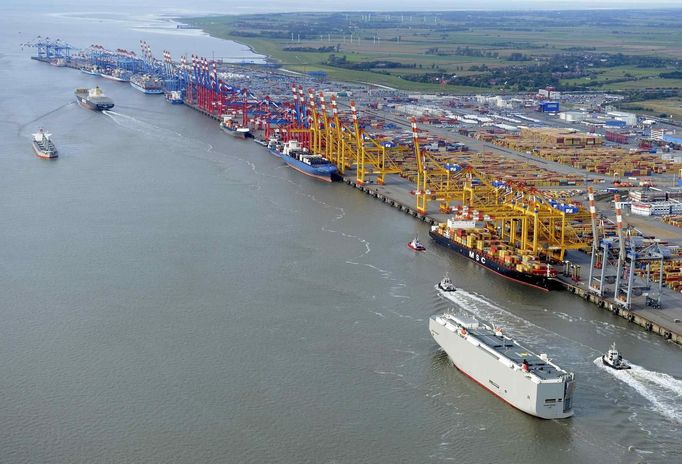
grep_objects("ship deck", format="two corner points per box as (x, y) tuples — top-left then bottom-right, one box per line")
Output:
(439, 313), (565, 381)
(470, 328), (562, 380)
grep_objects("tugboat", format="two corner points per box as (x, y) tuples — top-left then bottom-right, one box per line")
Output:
(32, 129), (58, 159)
(436, 273), (457, 292)
(602, 343), (631, 370)
(407, 235), (426, 252)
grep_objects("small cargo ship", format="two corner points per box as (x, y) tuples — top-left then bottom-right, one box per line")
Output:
(32, 129), (58, 159)
(130, 74), (164, 94)
(280, 140), (337, 182)
(429, 217), (562, 291)
(99, 68), (131, 82)
(220, 116), (253, 139)
(74, 86), (115, 111)
(430, 311), (575, 419)
(601, 343), (631, 370)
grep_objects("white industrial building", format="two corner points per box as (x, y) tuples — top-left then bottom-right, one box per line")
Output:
(393, 104), (440, 117)
(606, 111), (637, 126)
(560, 111), (589, 123)
(630, 201), (682, 216)
(473, 95), (522, 109)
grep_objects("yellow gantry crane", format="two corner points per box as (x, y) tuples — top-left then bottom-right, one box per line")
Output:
(410, 117), (589, 259)
(310, 94), (401, 185)
(411, 117), (468, 214)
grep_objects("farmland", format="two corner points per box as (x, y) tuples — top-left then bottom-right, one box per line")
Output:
(185, 9), (682, 96)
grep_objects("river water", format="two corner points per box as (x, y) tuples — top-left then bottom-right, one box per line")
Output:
(0, 4), (681, 463)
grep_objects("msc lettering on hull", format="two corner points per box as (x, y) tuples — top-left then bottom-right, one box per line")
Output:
(468, 250), (486, 264)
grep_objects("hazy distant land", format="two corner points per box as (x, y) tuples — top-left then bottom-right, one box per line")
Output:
(186, 9), (682, 116)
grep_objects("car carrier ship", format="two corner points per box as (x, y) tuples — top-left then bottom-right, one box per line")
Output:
(429, 217), (562, 291)
(74, 86), (114, 111)
(430, 311), (575, 419)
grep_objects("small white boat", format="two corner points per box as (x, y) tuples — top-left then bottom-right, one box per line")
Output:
(602, 343), (631, 370)
(436, 273), (457, 292)
(407, 235), (426, 252)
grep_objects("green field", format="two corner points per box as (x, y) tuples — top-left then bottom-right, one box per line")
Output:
(621, 98), (682, 120)
(184, 10), (682, 96)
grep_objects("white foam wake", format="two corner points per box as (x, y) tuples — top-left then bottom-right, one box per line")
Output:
(103, 110), (188, 144)
(594, 357), (682, 424)
(437, 288), (601, 357)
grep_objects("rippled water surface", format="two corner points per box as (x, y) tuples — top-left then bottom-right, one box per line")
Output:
(1, 4), (681, 463)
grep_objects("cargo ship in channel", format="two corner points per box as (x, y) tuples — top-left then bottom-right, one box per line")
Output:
(32, 129), (58, 159)
(430, 310), (575, 419)
(74, 87), (115, 111)
(429, 217), (562, 291)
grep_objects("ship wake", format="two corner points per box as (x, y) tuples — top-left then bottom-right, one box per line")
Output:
(594, 357), (682, 424)
(437, 288), (602, 361)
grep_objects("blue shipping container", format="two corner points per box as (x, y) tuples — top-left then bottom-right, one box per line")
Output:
(605, 119), (626, 127)
(539, 101), (560, 112)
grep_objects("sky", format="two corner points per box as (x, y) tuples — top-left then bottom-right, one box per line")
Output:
(3, 0), (682, 13)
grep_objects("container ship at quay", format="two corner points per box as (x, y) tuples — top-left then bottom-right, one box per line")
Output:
(99, 68), (131, 82)
(430, 310), (575, 419)
(74, 87), (115, 111)
(429, 216), (562, 291)
(219, 116), (253, 138)
(130, 74), (164, 94)
(278, 140), (337, 182)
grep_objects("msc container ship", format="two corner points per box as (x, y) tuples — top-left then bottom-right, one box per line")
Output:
(430, 310), (575, 419)
(429, 217), (562, 291)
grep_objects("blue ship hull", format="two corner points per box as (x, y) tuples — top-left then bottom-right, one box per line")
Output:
(282, 154), (337, 182)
